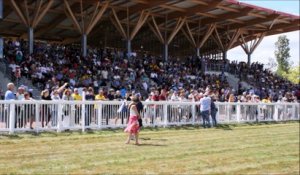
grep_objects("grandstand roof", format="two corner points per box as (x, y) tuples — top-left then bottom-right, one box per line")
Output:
(0, 0), (299, 55)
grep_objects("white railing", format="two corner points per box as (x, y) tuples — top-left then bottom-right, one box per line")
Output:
(0, 100), (299, 134)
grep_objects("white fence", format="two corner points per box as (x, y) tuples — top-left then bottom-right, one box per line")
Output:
(0, 100), (299, 134)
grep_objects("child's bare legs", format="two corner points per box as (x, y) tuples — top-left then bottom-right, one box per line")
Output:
(135, 133), (139, 145)
(125, 133), (131, 144)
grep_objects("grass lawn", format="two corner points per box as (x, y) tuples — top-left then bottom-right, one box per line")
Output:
(0, 122), (299, 174)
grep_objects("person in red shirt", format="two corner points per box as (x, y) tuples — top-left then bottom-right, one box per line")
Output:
(152, 90), (160, 101)
(151, 90), (160, 123)
(159, 89), (167, 101)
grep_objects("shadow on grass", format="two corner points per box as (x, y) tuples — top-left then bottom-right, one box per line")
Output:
(140, 137), (168, 141)
(0, 134), (23, 139)
(215, 124), (233, 130)
(136, 143), (167, 147)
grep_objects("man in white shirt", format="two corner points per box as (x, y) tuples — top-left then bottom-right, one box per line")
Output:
(199, 92), (211, 128)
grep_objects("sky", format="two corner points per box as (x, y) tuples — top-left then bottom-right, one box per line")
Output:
(227, 0), (300, 68)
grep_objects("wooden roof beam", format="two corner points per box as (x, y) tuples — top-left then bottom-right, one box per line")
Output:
(9, 0), (29, 26)
(85, 1), (109, 34)
(229, 14), (280, 30)
(130, 10), (150, 40)
(167, 0), (223, 20)
(110, 8), (127, 39)
(167, 17), (186, 44)
(201, 7), (253, 25)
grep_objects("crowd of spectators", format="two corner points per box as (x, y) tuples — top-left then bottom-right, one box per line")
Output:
(2, 39), (300, 103)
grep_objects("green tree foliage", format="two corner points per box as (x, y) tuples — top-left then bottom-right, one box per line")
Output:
(275, 35), (291, 75)
(280, 66), (300, 84)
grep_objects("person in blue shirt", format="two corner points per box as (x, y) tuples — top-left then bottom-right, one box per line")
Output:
(5, 83), (15, 100)
(199, 92), (211, 128)
(4, 83), (16, 128)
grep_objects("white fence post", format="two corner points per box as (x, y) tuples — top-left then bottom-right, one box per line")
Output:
(192, 102), (196, 125)
(9, 103), (15, 134)
(81, 92), (86, 132)
(226, 103), (230, 123)
(236, 102), (241, 123)
(273, 103), (279, 121)
(153, 105), (157, 127)
(57, 103), (63, 132)
(35, 103), (39, 133)
(163, 103), (168, 127)
(291, 104), (295, 120)
(97, 103), (102, 129)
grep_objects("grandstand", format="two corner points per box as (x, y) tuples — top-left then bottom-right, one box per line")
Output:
(0, 0), (299, 133)
(0, 0), (299, 60)
(0, 1), (299, 174)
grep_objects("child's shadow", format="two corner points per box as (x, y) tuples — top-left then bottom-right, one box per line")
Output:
(136, 143), (167, 147)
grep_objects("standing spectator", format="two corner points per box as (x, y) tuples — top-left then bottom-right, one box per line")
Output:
(210, 96), (218, 127)
(62, 89), (74, 127)
(85, 87), (95, 126)
(5, 83), (15, 100)
(23, 92), (34, 129)
(107, 89), (115, 100)
(4, 83), (16, 128)
(72, 88), (82, 125)
(114, 90), (123, 101)
(40, 89), (52, 127)
(16, 86), (25, 128)
(199, 92), (211, 128)
(95, 89), (106, 101)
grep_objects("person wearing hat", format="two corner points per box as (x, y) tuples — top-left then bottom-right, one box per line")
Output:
(199, 92), (211, 128)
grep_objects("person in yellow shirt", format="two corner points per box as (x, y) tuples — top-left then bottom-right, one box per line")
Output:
(72, 88), (82, 124)
(261, 96), (271, 120)
(95, 89), (106, 101)
(72, 88), (82, 101)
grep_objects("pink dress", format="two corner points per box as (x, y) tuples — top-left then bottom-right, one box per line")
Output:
(124, 105), (140, 134)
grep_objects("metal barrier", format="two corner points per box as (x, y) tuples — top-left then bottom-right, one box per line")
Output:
(0, 100), (299, 133)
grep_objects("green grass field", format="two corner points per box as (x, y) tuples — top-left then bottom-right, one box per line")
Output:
(0, 122), (299, 174)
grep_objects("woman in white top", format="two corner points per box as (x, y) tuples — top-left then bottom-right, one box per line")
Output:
(124, 97), (141, 145)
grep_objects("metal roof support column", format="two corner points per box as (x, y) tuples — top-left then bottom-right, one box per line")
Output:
(222, 51), (227, 60)
(247, 53), (251, 67)
(196, 48), (200, 57)
(164, 43), (168, 61)
(28, 27), (33, 54)
(127, 40), (132, 57)
(0, 0), (3, 19)
(222, 51), (227, 73)
(0, 0), (2, 60)
(82, 34), (87, 58)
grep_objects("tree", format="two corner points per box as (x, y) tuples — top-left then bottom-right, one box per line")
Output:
(266, 57), (277, 72)
(275, 35), (291, 75)
(280, 66), (300, 84)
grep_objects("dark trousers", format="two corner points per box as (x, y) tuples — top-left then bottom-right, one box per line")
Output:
(211, 112), (217, 127)
(201, 110), (210, 128)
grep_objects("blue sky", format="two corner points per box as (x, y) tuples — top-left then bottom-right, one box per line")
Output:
(228, 0), (300, 68)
